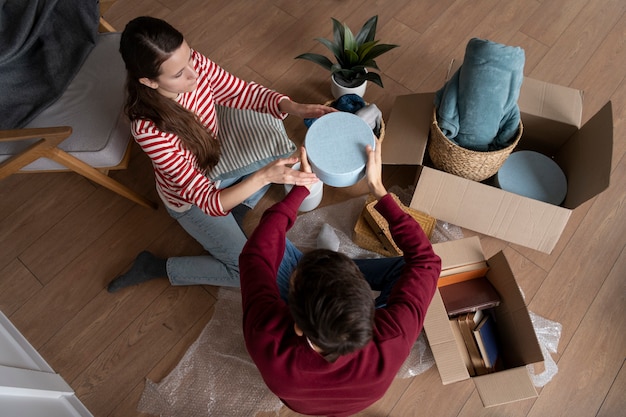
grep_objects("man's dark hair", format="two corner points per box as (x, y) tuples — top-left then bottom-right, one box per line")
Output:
(288, 249), (375, 362)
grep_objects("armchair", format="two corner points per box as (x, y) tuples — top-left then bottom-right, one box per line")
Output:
(0, 10), (157, 210)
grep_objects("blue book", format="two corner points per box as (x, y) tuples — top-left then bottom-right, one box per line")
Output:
(472, 314), (500, 370)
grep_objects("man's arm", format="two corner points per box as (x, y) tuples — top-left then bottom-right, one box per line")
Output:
(239, 185), (309, 306)
(367, 138), (441, 342)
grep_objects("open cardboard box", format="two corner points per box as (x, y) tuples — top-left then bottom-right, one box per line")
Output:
(426, 236), (543, 406)
(382, 62), (613, 253)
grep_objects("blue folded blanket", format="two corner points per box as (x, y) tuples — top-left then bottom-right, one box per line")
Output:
(434, 38), (525, 151)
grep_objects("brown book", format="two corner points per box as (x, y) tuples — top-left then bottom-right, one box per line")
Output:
(439, 276), (501, 317)
(449, 317), (475, 376)
(457, 311), (487, 375)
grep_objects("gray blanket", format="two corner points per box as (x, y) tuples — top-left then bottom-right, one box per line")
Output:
(0, 0), (99, 129)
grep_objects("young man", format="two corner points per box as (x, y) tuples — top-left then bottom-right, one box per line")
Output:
(239, 141), (441, 417)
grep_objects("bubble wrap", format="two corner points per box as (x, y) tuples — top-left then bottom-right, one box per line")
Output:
(137, 288), (283, 417)
(526, 311), (562, 387)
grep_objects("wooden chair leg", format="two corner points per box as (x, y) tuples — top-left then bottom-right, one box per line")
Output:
(47, 147), (158, 209)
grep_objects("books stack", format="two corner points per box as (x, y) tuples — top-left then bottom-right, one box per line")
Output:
(449, 310), (501, 376)
(438, 268), (502, 376)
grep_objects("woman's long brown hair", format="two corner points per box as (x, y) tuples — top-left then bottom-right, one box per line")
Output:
(119, 16), (220, 171)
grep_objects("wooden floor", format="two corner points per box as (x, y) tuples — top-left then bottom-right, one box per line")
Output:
(1, 0), (625, 416)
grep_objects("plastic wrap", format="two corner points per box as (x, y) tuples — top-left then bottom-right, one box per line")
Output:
(137, 289), (283, 417)
(527, 311), (562, 387)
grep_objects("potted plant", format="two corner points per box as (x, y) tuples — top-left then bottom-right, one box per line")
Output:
(295, 15), (398, 98)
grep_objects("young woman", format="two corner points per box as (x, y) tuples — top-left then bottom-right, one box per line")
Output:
(107, 16), (334, 292)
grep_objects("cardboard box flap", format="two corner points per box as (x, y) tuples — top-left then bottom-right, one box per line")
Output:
(487, 252), (543, 367)
(433, 236), (484, 270)
(411, 167), (571, 253)
(473, 367), (538, 407)
(518, 77), (583, 128)
(423, 289), (470, 384)
(556, 101), (613, 209)
(382, 93), (434, 165)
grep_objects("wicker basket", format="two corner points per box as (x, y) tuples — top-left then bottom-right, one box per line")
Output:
(353, 214), (398, 257)
(428, 107), (522, 181)
(353, 193), (436, 256)
(323, 100), (386, 141)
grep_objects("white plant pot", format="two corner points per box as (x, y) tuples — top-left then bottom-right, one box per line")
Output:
(331, 74), (367, 98)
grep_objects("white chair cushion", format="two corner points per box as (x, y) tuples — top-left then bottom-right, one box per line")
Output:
(0, 32), (129, 170)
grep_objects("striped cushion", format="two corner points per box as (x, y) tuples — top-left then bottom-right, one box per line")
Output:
(208, 105), (296, 180)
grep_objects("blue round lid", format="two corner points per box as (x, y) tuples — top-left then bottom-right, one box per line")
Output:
(496, 150), (568, 205)
(305, 112), (376, 187)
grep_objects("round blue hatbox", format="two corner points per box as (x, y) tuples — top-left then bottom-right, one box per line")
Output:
(305, 112), (376, 187)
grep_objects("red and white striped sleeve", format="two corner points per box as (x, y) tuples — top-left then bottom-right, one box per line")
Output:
(193, 50), (288, 118)
(133, 119), (226, 216)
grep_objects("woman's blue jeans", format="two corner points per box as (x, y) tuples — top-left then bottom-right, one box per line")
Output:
(165, 203), (301, 288)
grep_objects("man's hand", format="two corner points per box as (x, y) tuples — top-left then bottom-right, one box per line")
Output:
(298, 147), (314, 190)
(365, 136), (387, 200)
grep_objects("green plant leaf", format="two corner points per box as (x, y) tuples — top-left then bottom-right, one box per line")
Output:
(361, 43), (399, 62)
(295, 15), (398, 88)
(360, 72), (384, 88)
(331, 18), (345, 50)
(355, 15), (378, 45)
(315, 37), (343, 63)
(294, 53), (335, 71)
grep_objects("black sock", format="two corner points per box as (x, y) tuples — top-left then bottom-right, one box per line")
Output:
(107, 251), (168, 293)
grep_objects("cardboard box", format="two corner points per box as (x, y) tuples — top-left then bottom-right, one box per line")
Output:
(382, 66), (613, 253)
(425, 236), (543, 406)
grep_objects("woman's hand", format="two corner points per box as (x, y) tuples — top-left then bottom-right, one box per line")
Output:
(279, 99), (337, 119)
(258, 155), (319, 187)
(365, 136), (387, 200)
(218, 155), (318, 212)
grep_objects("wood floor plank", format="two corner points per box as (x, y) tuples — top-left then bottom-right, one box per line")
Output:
(0, 259), (43, 316)
(528, 154), (626, 349)
(520, 0), (589, 46)
(0, 173), (57, 218)
(9, 205), (170, 349)
(107, 299), (216, 417)
(387, 366), (474, 416)
(195, 5), (296, 75)
(597, 358), (626, 417)
(386, 0), (500, 91)
(18, 186), (134, 285)
(395, 0), (457, 35)
(72, 285), (216, 416)
(527, 245), (626, 417)
(0, 173), (95, 266)
(529, 0), (626, 85)
(570, 13), (626, 121)
(603, 77), (626, 171)
(247, 1), (363, 84)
